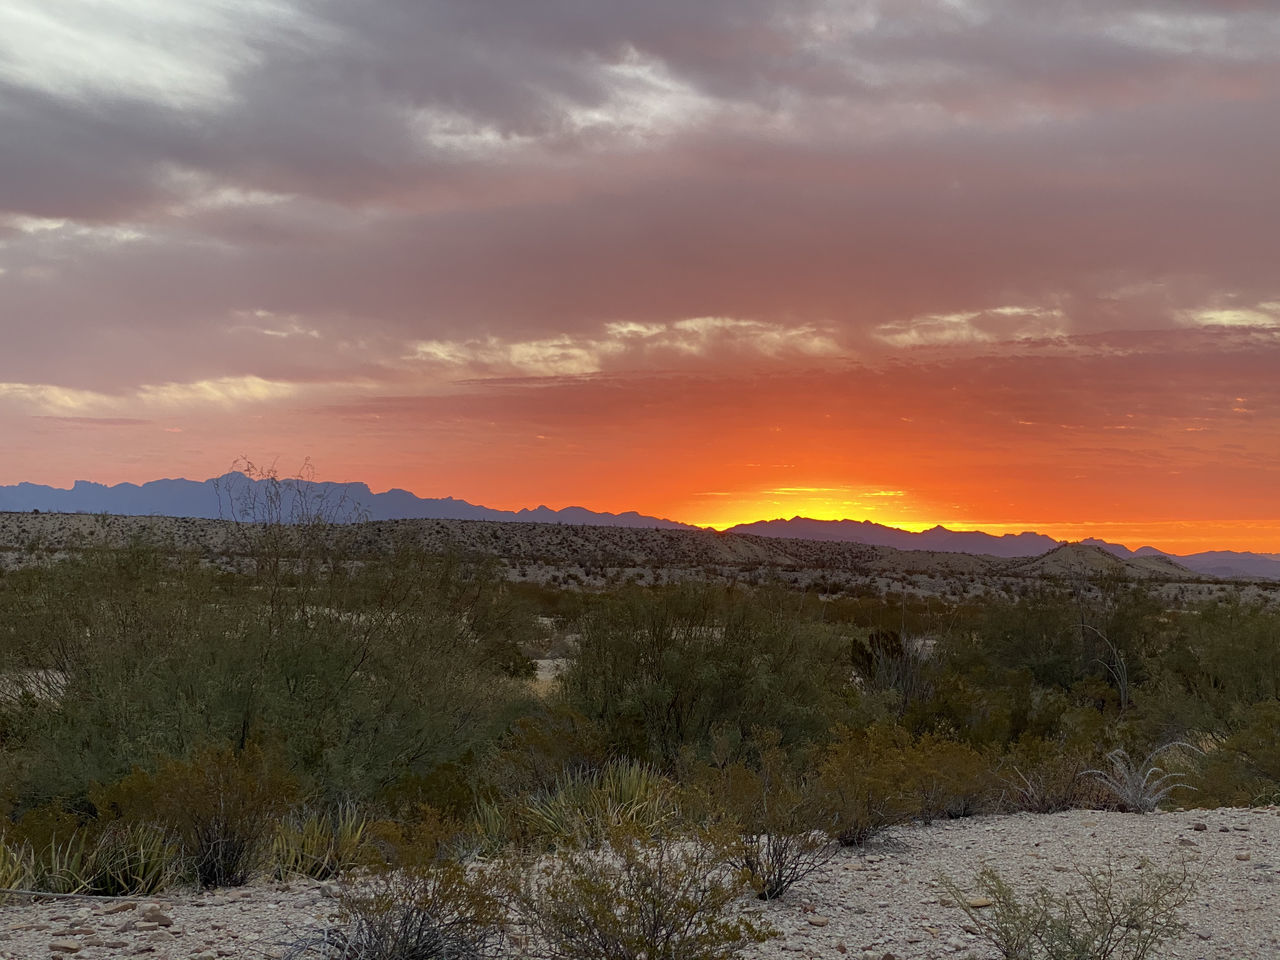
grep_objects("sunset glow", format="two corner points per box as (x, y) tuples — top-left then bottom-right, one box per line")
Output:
(3, 2), (1280, 555)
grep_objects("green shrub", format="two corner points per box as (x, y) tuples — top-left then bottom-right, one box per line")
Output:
(98, 743), (297, 887)
(686, 740), (832, 900)
(562, 585), (853, 765)
(500, 824), (774, 960)
(815, 724), (917, 845)
(473, 759), (676, 851)
(943, 858), (1197, 960)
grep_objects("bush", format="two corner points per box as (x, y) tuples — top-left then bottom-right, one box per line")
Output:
(943, 858), (1197, 960)
(286, 860), (504, 960)
(997, 735), (1105, 814)
(520, 760), (675, 848)
(98, 743), (297, 887)
(0, 838), (30, 896)
(562, 586), (853, 765)
(815, 724), (917, 845)
(500, 824), (773, 960)
(2, 822), (178, 896)
(687, 740), (832, 900)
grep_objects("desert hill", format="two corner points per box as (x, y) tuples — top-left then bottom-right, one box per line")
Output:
(0, 512), (1218, 601)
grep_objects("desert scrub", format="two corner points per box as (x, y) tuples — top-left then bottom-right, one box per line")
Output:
(687, 740), (832, 900)
(285, 859), (504, 960)
(97, 743), (297, 887)
(1, 823), (178, 896)
(482, 759), (676, 850)
(500, 823), (774, 960)
(1085, 744), (1198, 813)
(272, 803), (370, 880)
(0, 837), (31, 896)
(943, 858), (1197, 960)
(815, 723), (919, 845)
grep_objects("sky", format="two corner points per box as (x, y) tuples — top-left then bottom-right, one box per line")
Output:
(2, 1), (1279, 553)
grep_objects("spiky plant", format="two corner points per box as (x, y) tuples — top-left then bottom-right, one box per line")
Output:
(1085, 744), (1198, 813)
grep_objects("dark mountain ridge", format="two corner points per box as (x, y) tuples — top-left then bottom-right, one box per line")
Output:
(0, 474), (695, 530)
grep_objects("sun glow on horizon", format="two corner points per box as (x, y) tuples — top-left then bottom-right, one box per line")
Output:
(684, 486), (939, 532)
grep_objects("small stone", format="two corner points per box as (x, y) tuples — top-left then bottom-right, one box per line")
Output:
(1237, 853), (1252, 861)
(1220, 826), (1231, 832)
(1178, 838), (1198, 846)
(967, 897), (994, 908)
(102, 902), (137, 915)
(139, 906), (173, 927)
(48, 940), (83, 954)
(135, 921), (160, 931)
(807, 915), (830, 927)
(1192, 822), (1207, 831)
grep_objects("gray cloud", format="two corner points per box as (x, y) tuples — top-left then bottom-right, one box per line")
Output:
(1, 0), (1278, 395)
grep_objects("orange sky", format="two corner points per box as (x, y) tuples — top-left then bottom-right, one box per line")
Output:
(2, 2), (1279, 554)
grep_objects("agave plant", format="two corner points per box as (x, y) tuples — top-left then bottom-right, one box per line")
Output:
(1085, 744), (1198, 814)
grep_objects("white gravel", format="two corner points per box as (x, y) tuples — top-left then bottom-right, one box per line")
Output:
(1, 807), (1276, 960)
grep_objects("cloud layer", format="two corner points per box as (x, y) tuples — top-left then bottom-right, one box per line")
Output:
(2, 0), (1278, 549)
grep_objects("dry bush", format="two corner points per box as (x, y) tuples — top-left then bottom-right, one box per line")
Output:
(499, 823), (773, 960)
(286, 860), (504, 960)
(996, 736), (1105, 814)
(96, 743), (297, 887)
(685, 739), (832, 901)
(943, 858), (1197, 960)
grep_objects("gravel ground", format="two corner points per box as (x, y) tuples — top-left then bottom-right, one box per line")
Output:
(1, 807), (1276, 960)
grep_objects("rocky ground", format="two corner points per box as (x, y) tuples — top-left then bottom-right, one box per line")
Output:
(2, 807), (1276, 960)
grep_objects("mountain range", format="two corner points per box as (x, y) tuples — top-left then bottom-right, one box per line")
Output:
(3, 474), (1279, 580)
(725, 518), (1280, 581)
(0, 473), (695, 530)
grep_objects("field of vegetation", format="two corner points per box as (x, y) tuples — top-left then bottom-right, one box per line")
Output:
(2, 503), (1278, 958)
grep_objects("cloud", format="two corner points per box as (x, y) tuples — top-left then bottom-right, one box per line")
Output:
(2, 0), (1279, 547)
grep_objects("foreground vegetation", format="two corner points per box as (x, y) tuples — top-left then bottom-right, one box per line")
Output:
(1, 506), (1276, 956)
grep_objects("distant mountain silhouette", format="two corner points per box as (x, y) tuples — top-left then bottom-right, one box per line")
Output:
(731, 518), (1280, 580)
(727, 517), (1061, 558)
(0, 473), (696, 530)
(1081, 538), (1280, 581)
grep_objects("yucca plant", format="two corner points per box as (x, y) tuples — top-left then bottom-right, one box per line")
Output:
(30, 832), (92, 894)
(273, 804), (370, 880)
(517, 761), (675, 847)
(86, 822), (180, 895)
(0, 838), (33, 897)
(1085, 744), (1198, 813)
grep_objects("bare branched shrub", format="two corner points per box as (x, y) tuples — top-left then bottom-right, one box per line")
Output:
(1085, 744), (1198, 813)
(500, 824), (773, 960)
(943, 858), (1197, 960)
(689, 739), (833, 900)
(286, 861), (503, 960)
